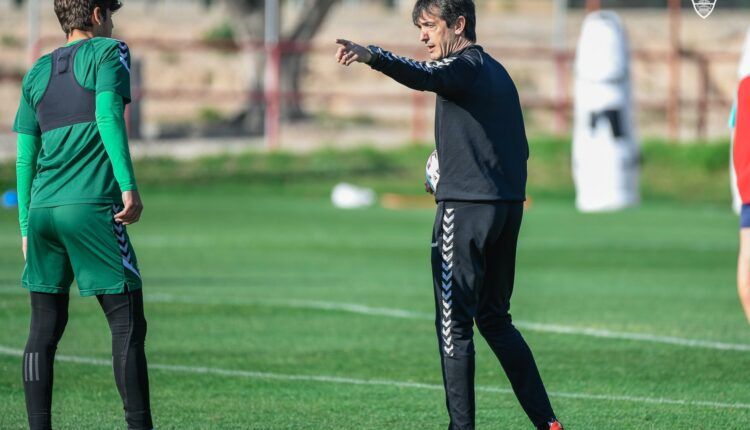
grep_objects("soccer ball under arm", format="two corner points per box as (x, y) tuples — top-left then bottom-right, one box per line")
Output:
(425, 150), (440, 193)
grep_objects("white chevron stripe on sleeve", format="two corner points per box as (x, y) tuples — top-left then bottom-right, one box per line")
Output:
(372, 46), (459, 72)
(118, 42), (130, 73)
(119, 56), (130, 73)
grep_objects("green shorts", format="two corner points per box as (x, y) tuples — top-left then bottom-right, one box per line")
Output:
(23, 204), (142, 296)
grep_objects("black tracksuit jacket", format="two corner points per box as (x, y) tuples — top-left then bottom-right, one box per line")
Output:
(368, 44), (529, 202)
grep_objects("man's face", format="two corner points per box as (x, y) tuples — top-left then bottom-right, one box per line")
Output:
(92, 8), (114, 38)
(416, 8), (457, 61)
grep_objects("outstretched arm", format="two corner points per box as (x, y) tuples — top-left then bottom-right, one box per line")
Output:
(335, 39), (480, 98)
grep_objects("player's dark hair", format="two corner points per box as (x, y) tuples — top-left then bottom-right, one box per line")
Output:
(54, 0), (122, 35)
(412, 0), (476, 43)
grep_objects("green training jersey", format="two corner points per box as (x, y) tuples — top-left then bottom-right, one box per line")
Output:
(13, 37), (132, 208)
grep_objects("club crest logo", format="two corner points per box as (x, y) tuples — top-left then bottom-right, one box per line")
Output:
(692, 0), (716, 19)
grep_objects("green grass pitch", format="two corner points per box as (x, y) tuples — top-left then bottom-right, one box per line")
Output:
(0, 182), (749, 429)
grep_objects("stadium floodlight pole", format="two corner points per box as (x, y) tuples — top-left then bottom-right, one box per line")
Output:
(27, 0), (41, 66)
(668, 0), (681, 141)
(553, 0), (567, 57)
(553, 0), (568, 135)
(264, 0), (282, 150)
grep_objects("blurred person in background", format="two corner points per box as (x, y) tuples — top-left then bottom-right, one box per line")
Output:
(732, 77), (750, 324)
(13, 1), (153, 428)
(334, 0), (563, 429)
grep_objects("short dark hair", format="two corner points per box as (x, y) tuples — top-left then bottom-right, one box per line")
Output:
(412, 0), (477, 43)
(54, 0), (122, 35)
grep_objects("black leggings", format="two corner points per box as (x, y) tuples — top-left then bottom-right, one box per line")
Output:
(23, 290), (153, 430)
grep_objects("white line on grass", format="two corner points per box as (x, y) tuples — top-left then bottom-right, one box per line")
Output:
(1, 234), (737, 252)
(2, 233), (736, 252)
(0, 345), (747, 411)
(3, 288), (749, 352)
(147, 293), (750, 352)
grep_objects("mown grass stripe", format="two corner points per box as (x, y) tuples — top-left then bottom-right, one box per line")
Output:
(0, 345), (747, 410)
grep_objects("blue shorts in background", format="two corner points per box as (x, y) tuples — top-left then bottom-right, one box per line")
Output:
(741, 204), (750, 228)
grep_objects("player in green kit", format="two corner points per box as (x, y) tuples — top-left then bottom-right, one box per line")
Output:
(13, 1), (152, 429)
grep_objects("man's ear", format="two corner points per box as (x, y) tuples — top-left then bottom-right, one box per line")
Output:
(92, 6), (106, 26)
(454, 16), (466, 36)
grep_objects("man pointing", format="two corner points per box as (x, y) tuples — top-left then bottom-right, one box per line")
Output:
(336, 1), (563, 429)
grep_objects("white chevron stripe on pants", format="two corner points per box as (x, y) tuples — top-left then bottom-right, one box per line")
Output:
(440, 208), (455, 356)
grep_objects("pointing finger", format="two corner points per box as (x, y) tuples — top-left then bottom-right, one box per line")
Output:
(335, 47), (347, 61)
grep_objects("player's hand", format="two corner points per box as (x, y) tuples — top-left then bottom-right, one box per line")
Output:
(115, 190), (144, 225)
(22, 236), (27, 261)
(335, 39), (372, 66)
(425, 181), (434, 195)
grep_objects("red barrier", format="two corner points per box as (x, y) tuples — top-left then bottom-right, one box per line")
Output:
(2, 36), (742, 140)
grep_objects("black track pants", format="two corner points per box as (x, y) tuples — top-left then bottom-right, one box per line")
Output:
(23, 290), (152, 430)
(22, 293), (68, 430)
(97, 289), (153, 430)
(431, 201), (556, 430)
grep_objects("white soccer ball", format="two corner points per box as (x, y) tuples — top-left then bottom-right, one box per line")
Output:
(331, 183), (375, 209)
(425, 149), (440, 193)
